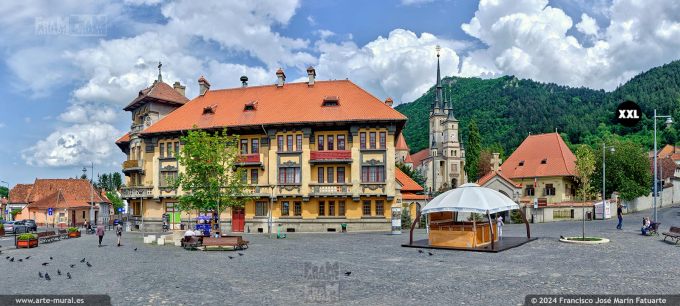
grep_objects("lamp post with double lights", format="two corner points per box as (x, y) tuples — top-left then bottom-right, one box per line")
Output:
(601, 144), (615, 220)
(653, 109), (673, 223)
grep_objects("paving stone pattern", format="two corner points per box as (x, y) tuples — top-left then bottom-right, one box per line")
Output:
(0, 207), (678, 305)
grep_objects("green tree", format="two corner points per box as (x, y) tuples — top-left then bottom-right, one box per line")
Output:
(111, 172), (123, 190)
(575, 145), (596, 239)
(0, 186), (8, 199)
(464, 119), (482, 181)
(172, 128), (250, 223)
(592, 139), (652, 201)
(396, 162), (426, 188)
(106, 191), (124, 211)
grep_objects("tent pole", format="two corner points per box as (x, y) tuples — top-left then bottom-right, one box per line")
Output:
(409, 208), (421, 245)
(516, 206), (531, 239)
(487, 210), (494, 250)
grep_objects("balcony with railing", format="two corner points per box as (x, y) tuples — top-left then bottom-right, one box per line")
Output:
(121, 186), (153, 199)
(309, 150), (352, 164)
(237, 154), (262, 166)
(309, 183), (352, 197)
(240, 185), (270, 197)
(122, 160), (144, 174)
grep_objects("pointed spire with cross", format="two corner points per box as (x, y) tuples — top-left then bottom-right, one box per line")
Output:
(157, 61), (163, 83)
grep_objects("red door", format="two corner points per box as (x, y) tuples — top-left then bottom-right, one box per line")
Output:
(232, 208), (245, 232)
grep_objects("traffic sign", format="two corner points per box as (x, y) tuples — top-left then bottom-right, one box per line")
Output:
(47, 208), (53, 216)
(117, 207), (123, 213)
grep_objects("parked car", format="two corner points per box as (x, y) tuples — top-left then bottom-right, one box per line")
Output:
(2, 220), (13, 233)
(22, 219), (37, 231)
(9, 220), (29, 233)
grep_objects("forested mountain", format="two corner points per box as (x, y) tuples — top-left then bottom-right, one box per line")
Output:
(396, 60), (680, 155)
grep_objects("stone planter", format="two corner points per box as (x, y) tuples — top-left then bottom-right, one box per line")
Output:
(559, 237), (610, 244)
(17, 238), (39, 248)
(68, 231), (81, 238)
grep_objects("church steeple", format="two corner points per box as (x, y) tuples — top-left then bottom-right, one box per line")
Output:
(432, 45), (445, 115)
(445, 88), (457, 122)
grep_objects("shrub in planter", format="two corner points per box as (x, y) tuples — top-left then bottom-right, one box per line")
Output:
(67, 227), (81, 238)
(17, 233), (38, 248)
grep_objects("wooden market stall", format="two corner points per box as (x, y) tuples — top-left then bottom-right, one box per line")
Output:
(405, 183), (532, 252)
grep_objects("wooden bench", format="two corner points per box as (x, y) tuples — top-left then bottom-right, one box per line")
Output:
(662, 226), (680, 244)
(181, 236), (202, 250)
(57, 229), (69, 239)
(202, 236), (249, 251)
(37, 231), (60, 243)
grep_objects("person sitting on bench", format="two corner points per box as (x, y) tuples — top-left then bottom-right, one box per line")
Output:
(184, 228), (196, 238)
(641, 217), (651, 235)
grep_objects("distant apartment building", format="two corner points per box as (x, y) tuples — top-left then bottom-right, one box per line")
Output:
(115, 67), (407, 233)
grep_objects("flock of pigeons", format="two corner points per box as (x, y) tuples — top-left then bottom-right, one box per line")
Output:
(4, 253), (92, 281)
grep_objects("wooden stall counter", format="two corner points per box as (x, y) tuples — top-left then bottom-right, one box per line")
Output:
(429, 221), (497, 248)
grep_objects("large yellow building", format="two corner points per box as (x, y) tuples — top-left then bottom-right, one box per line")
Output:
(116, 67), (407, 233)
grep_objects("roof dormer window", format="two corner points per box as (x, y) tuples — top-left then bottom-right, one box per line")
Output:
(244, 101), (257, 111)
(203, 105), (216, 115)
(322, 96), (340, 107)
(541, 158), (547, 164)
(518, 160), (525, 166)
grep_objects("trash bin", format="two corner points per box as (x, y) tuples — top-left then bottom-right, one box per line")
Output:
(180, 223), (185, 230)
(341, 223), (347, 233)
(586, 211), (592, 221)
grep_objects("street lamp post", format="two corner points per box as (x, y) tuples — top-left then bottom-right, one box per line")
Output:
(653, 109), (673, 223)
(601, 144), (615, 220)
(1, 180), (9, 221)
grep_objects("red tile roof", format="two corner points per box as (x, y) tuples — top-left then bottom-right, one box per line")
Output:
(500, 133), (576, 179)
(9, 184), (33, 204)
(410, 149), (430, 167)
(141, 80), (406, 135)
(402, 192), (429, 200)
(116, 133), (130, 144)
(404, 153), (414, 164)
(652, 157), (677, 180)
(29, 190), (94, 210)
(671, 153), (680, 162)
(656, 144), (678, 159)
(395, 133), (409, 151)
(123, 80), (189, 111)
(26, 179), (110, 205)
(476, 170), (520, 187)
(395, 168), (424, 192)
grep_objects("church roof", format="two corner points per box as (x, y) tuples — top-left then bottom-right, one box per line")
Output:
(410, 149), (430, 167)
(500, 132), (576, 179)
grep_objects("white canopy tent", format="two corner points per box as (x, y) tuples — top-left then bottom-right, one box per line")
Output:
(422, 183), (519, 214)
(408, 183), (530, 250)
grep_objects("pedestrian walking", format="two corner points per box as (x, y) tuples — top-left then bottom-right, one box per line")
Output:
(616, 203), (623, 230)
(96, 222), (105, 247)
(496, 215), (504, 239)
(115, 223), (123, 247)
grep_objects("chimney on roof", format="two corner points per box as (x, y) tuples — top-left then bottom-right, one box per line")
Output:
(240, 75), (248, 87)
(384, 97), (394, 107)
(198, 76), (210, 96)
(276, 68), (286, 87)
(306, 66), (316, 86)
(173, 81), (186, 97)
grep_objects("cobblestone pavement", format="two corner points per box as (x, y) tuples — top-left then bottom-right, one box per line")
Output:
(0, 207), (678, 306)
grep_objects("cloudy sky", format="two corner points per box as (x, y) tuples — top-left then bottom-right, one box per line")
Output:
(1, 0), (680, 186)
